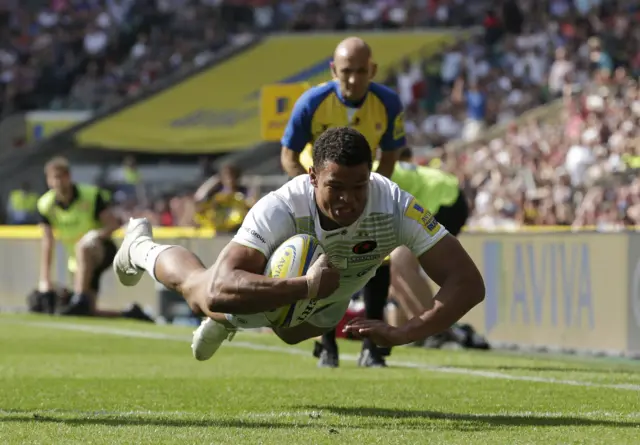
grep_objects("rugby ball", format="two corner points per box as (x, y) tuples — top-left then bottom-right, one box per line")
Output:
(263, 234), (324, 328)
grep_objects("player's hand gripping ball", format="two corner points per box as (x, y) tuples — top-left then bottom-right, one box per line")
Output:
(263, 234), (338, 327)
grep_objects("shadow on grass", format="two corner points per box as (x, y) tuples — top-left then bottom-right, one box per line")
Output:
(0, 410), (311, 429)
(0, 408), (484, 431)
(301, 405), (639, 428)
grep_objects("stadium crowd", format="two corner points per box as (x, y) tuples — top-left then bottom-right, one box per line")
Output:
(393, 0), (640, 147)
(457, 68), (640, 231)
(3, 0), (640, 232)
(0, 0), (251, 116)
(0, 0), (531, 117)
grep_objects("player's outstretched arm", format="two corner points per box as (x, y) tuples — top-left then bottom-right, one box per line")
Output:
(200, 243), (337, 315)
(402, 235), (484, 340)
(149, 240), (336, 319)
(207, 242), (310, 314)
(344, 235), (484, 346)
(202, 191), (339, 315)
(345, 194), (484, 346)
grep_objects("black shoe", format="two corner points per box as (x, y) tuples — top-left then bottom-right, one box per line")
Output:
(357, 347), (387, 368)
(317, 349), (339, 368)
(122, 303), (155, 323)
(59, 293), (92, 316)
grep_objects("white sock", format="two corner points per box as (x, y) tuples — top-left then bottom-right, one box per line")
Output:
(129, 237), (175, 282)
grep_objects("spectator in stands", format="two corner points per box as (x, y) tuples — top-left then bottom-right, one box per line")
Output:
(0, 0), (238, 116)
(461, 66), (639, 231)
(452, 77), (487, 142)
(112, 155), (142, 203)
(548, 47), (574, 99)
(193, 163), (255, 233)
(6, 182), (39, 225)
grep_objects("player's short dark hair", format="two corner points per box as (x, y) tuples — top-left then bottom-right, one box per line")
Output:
(312, 127), (372, 170)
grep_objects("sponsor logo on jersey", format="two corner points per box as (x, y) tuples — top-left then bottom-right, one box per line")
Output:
(352, 240), (377, 254)
(349, 254), (381, 264)
(244, 227), (266, 243)
(421, 213), (439, 233)
(405, 198), (440, 236)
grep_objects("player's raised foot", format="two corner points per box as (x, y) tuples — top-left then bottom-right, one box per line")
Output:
(357, 347), (387, 368)
(113, 217), (153, 287)
(191, 318), (237, 361)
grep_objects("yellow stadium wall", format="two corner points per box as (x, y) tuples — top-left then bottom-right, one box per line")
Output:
(74, 31), (456, 153)
(1, 226), (639, 355)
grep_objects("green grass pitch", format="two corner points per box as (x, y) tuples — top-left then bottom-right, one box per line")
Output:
(0, 314), (639, 444)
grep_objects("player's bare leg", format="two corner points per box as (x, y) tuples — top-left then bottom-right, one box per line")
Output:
(113, 218), (236, 360)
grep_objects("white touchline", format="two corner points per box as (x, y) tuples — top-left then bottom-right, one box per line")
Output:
(11, 320), (640, 392)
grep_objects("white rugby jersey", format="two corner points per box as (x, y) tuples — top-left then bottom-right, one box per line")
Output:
(231, 173), (448, 306)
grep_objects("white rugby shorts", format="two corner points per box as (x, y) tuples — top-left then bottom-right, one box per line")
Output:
(224, 299), (349, 329)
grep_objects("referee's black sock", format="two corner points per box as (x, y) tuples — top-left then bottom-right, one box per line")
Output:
(321, 329), (338, 355)
(363, 264), (391, 354)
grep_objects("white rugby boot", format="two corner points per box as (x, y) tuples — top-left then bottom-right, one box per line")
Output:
(113, 217), (154, 287)
(191, 318), (237, 361)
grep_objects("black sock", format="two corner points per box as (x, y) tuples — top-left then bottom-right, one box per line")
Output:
(321, 329), (338, 354)
(362, 264), (391, 352)
(363, 264), (390, 320)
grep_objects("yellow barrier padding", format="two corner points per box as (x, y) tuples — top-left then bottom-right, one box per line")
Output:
(0, 226), (217, 240)
(2, 225), (637, 240)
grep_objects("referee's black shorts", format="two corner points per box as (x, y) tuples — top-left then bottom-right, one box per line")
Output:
(433, 188), (469, 237)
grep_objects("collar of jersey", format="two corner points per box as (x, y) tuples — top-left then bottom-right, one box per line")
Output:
(55, 184), (80, 210)
(309, 178), (372, 240)
(333, 81), (367, 108)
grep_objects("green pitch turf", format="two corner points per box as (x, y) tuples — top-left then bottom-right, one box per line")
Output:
(0, 314), (638, 444)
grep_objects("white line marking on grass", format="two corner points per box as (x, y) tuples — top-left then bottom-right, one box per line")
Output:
(12, 320), (640, 392)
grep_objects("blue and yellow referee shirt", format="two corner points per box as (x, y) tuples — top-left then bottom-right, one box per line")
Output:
(281, 81), (406, 170)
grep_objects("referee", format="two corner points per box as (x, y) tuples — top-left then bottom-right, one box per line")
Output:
(280, 36), (406, 368)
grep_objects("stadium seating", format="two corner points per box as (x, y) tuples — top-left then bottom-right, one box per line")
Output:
(1, 0), (639, 231)
(0, 0), (245, 116)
